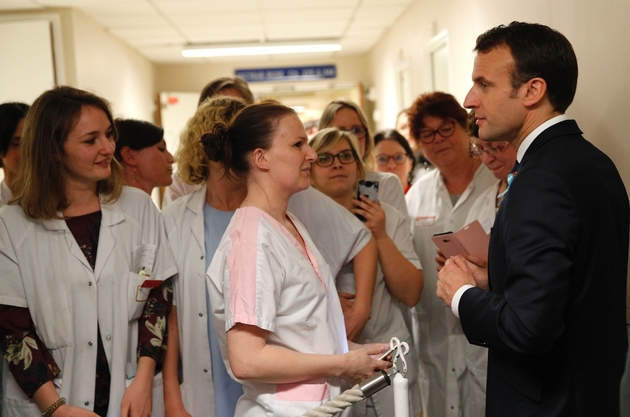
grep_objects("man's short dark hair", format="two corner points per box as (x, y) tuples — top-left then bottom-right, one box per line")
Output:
(474, 21), (578, 113)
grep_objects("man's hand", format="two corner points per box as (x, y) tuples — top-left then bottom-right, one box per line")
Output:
(462, 254), (489, 290)
(436, 256), (477, 307)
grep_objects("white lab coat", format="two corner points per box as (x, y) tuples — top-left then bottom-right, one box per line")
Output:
(405, 165), (495, 417)
(162, 185), (216, 416)
(464, 180), (500, 233)
(0, 187), (177, 417)
(207, 207), (348, 417)
(162, 185), (371, 416)
(336, 203), (422, 417)
(0, 181), (10, 208)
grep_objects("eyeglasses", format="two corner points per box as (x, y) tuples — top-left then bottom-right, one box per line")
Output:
(375, 153), (408, 166)
(315, 150), (358, 167)
(470, 141), (511, 159)
(339, 126), (367, 138)
(418, 120), (456, 144)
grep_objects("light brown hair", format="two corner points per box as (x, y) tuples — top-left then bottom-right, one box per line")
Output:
(11, 86), (123, 219)
(318, 99), (375, 170)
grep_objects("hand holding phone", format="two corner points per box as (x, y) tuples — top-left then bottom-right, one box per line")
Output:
(431, 220), (489, 262)
(355, 180), (379, 222)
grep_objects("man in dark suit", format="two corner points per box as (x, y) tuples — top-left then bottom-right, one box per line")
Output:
(436, 22), (629, 416)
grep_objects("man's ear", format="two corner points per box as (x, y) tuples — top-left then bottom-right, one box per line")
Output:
(251, 148), (269, 170)
(522, 77), (548, 108)
(119, 146), (137, 166)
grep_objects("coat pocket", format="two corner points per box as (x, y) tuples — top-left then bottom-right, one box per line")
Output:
(127, 272), (148, 321)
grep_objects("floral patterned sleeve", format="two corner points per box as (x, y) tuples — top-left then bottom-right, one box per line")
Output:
(137, 277), (173, 370)
(0, 305), (60, 398)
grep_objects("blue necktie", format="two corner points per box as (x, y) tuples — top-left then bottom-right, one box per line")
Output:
(497, 161), (519, 205)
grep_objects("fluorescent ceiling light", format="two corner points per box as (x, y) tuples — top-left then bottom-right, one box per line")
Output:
(182, 40), (342, 58)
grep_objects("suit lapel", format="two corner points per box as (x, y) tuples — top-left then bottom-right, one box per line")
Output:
(519, 120), (582, 170)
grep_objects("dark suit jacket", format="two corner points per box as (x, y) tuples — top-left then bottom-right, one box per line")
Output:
(459, 120), (629, 417)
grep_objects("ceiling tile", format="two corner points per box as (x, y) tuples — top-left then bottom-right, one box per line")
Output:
(181, 26), (266, 44)
(0, 0), (410, 63)
(262, 0), (359, 9)
(108, 25), (181, 41)
(94, 13), (166, 27)
(152, 0), (258, 14)
(262, 8), (354, 23)
(166, 11), (260, 26)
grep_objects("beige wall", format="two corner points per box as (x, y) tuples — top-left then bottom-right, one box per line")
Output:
(69, 9), (156, 121)
(0, 8), (155, 121)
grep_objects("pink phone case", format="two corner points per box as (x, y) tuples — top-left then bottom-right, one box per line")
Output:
(431, 220), (489, 262)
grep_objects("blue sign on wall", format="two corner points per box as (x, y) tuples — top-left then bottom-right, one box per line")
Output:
(235, 65), (336, 83)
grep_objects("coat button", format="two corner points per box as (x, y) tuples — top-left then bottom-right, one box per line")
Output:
(201, 255), (204, 259)
(203, 369), (208, 373)
(88, 341), (93, 346)
(199, 313), (203, 317)
(88, 282), (93, 286)
(85, 401), (90, 406)
(106, 335), (112, 341)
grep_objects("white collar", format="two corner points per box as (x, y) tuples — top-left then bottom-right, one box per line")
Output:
(516, 114), (568, 162)
(0, 180), (11, 204)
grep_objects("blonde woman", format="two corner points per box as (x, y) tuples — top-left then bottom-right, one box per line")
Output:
(309, 127), (423, 417)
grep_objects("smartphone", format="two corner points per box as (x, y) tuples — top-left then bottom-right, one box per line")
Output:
(355, 180), (379, 222)
(378, 346), (396, 361)
(431, 220), (489, 261)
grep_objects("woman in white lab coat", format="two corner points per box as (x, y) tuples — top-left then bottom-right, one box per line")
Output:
(205, 101), (390, 417)
(0, 87), (176, 417)
(404, 92), (496, 417)
(309, 127), (424, 417)
(162, 97), (378, 417)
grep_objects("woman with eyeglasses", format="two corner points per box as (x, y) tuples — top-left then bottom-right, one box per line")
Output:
(309, 127), (423, 417)
(373, 129), (415, 193)
(396, 108), (434, 183)
(404, 92), (496, 417)
(319, 99), (409, 219)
